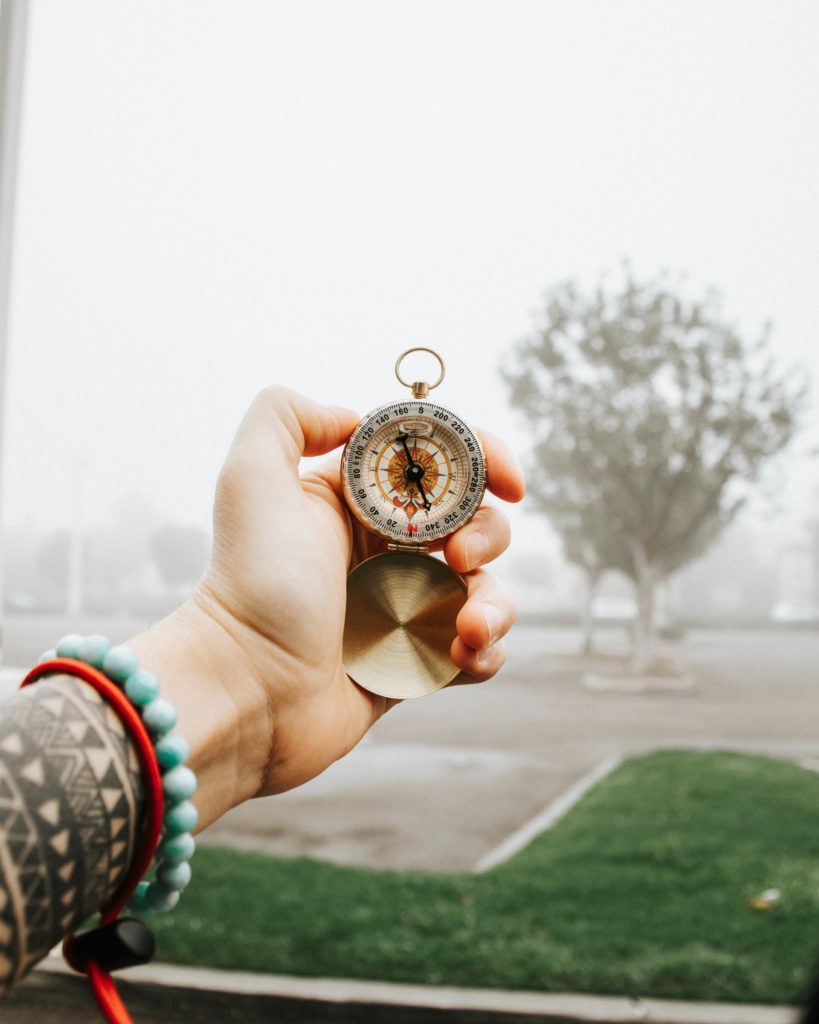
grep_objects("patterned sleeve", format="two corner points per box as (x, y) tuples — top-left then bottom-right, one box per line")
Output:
(0, 675), (145, 991)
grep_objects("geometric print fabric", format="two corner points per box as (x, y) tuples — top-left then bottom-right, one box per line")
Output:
(0, 677), (145, 990)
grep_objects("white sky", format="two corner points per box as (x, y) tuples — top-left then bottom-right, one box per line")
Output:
(4, 1), (819, 566)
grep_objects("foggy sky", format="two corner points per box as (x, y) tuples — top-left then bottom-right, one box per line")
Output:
(4, 1), (819, 570)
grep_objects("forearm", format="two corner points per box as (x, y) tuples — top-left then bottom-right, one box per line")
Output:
(0, 675), (145, 992)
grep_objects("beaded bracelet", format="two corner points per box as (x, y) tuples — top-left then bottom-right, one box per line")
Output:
(33, 634), (197, 914)
(21, 635), (198, 1024)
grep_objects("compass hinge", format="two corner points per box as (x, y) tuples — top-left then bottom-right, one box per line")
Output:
(387, 542), (430, 554)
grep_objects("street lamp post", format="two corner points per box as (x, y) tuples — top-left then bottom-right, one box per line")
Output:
(0, 0), (30, 663)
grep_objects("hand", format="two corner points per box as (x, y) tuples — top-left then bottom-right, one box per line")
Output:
(131, 387), (524, 828)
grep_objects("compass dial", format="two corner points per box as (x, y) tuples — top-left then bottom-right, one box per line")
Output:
(341, 399), (486, 544)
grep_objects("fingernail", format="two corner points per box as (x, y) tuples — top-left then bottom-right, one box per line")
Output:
(464, 532), (489, 570)
(475, 647), (492, 669)
(483, 605), (505, 645)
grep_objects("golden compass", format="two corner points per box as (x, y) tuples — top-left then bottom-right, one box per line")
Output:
(341, 348), (486, 699)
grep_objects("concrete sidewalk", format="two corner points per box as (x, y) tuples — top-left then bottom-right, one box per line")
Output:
(4, 958), (801, 1024)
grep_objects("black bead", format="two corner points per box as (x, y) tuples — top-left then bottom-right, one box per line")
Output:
(70, 918), (156, 973)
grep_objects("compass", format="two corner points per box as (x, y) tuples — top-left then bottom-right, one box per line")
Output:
(341, 348), (486, 699)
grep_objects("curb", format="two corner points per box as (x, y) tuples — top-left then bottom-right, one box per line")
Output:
(474, 754), (623, 873)
(581, 673), (696, 694)
(34, 957), (800, 1024)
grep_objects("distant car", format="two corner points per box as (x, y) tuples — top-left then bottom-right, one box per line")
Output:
(591, 596), (637, 622)
(769, 601), (818, 624)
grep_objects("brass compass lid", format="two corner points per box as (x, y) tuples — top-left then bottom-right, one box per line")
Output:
(343, 551), (467, 699)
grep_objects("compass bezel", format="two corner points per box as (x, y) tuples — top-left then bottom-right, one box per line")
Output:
(340, 398), (487, 546)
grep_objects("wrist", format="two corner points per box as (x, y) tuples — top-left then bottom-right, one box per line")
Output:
(127, 596), (271, 830)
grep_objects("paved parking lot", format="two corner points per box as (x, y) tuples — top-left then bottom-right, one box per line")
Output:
(204, 622), (819, 870)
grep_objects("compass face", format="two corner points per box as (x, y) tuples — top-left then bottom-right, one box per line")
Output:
(341, 399), (486, 544)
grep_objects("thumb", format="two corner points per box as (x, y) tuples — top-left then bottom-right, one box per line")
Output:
(229, 386), (359, 473)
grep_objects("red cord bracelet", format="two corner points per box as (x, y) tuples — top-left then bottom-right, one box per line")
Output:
(20, 658), (166, 1024)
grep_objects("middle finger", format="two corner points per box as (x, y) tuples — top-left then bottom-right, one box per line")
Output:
(443, 504), (512, 574)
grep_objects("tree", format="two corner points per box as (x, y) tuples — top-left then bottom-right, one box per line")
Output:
(86, 496), (164, 611)
(504, 269), (807, 672)
(150, 525), (210, 593)
(530, 475), (632, 655)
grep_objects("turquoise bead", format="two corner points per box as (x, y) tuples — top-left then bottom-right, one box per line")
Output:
(164, 800), (198, 836)
(39, 649), (56, 662)
(77, 634), (112, 668)
(124, 670), (160, 706)
(56, 634), (84, 659)
(155, 733), (189, 771)
(102, 645), (138, 683)
(157, 859), (192, 891)
(142, 698), (177, 736)
(162, 765), (197, 802)
(126, 880), (153, 916)
(146, 881), (180, 912)
(157, 831), (195, 864)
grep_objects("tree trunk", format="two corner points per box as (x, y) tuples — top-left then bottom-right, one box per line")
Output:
(580, 569), (600, 656)
(630, 547), (656, 675)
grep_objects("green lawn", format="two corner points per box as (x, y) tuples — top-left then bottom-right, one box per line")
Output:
(152, 751), (819, 1004)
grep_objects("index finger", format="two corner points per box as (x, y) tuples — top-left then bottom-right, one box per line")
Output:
(478, 428), (526, 503)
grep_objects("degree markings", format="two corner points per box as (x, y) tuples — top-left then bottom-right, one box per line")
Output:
(346, 400), (484, 541)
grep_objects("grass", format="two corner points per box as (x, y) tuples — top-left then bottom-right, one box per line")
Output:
(151, 751), (819, 1004)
